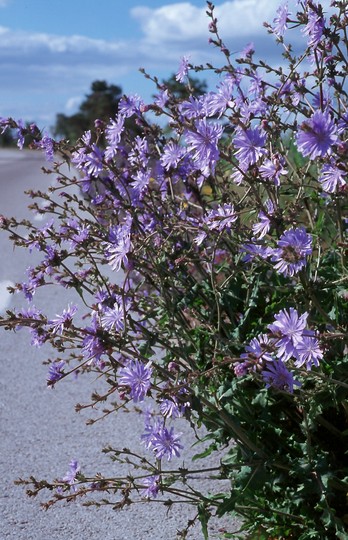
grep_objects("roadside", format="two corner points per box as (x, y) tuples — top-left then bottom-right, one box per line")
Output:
(0, 152), (240, 540)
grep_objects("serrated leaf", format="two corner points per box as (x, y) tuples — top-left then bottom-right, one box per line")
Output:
(198, 503), (210, 540)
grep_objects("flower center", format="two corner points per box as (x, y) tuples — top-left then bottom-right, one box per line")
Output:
(281, 245), (302, 263)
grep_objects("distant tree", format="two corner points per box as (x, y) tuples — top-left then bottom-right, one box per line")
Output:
(0, 129), (15, 147)
(158, 74), (208, 100)
(53, 80), (123, 142)
(53, 77), (208, 144)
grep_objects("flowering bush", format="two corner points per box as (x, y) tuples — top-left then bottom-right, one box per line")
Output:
(1, 1), (348, 538)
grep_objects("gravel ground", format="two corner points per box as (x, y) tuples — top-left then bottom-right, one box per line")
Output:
(0, 151), (241, 539)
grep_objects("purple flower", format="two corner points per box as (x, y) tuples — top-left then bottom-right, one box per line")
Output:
(253, 212), (271, 239)
(268, 307), (308, 361)
(82, 322), (106, 365)
(204, 203), (237, 232)
(141, 416), (163, 450)
(234, 361), (249, 377)
(105, 236), (131, 272)
(180, 96), (205, 120)
(105, 114), (125, 160)
(37, 134), (55, 162)
(238, 42), (254, 59)
(119, 94), (145, 117)
(71, 224), (90, 247)
(85, 144), (104, 176)
(234, 126), (267, 168)
(103, 215), (132, 272)
(141, 475), (160, 499)
(271, 227), (312, 277)
(240, 333), (275, 371)
(81, 130), (91, 145)
(20, 265), (45, 301)
(248, 71), (263, 97)
(176, 55), (190, 83)
(159, 397), (182, 419)
(0, 116), (11, 133)
(71, 146), (88, 172)
(62, 460), (80, 492)
(150, 425), (183, 461)
(154, 89), (169, 108)
(319, 163), (346, 193)
(239, 97), (267, 120)
(30, 328), (48, 348)
(252, 199), (274, 239)
(303, 6), (325, 48)
(259, 155), (287, 186)
(60, 218), (90, 248)
(118, 360), (152, 402)
(130, 170), (151, 201)
(15, 306), (42, 329)
(204, 76), (235, 117)
(272, 2), (290, 38)
(241, 241), (273, 263)
(276, 78), (302, 106)
(160, 141), (185, 170)
(262, 360), (301, 393)
(312, 90), (331, 111)
(47, 360), (65, 385)
(296, 110), (338, 160)
(230, 164), (246, 186)
(185, 119), (223, 177)
(100, 301), (125, 332)
(129, 136), (149, 168)
(16, 119), (25, 150)
(194, 228), (207, 246)
(294, 335), (323, 369)
(49, 304), (78, 335)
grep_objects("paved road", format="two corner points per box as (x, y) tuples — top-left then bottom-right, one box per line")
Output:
(0, 150), (239, 540)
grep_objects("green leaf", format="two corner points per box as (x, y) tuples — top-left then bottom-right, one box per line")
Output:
(192, 443), (217, 461)
(198, 503), (210, 540)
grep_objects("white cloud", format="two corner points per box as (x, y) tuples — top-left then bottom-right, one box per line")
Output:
(0, 22), (168, 125)
(132, 3), (208, 43)
(0, 0), (330, 125)
(131, 0), (281, 45)
(0, 25), (125, 54)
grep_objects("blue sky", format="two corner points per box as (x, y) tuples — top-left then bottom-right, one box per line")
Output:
(0, 0), (329, 130)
